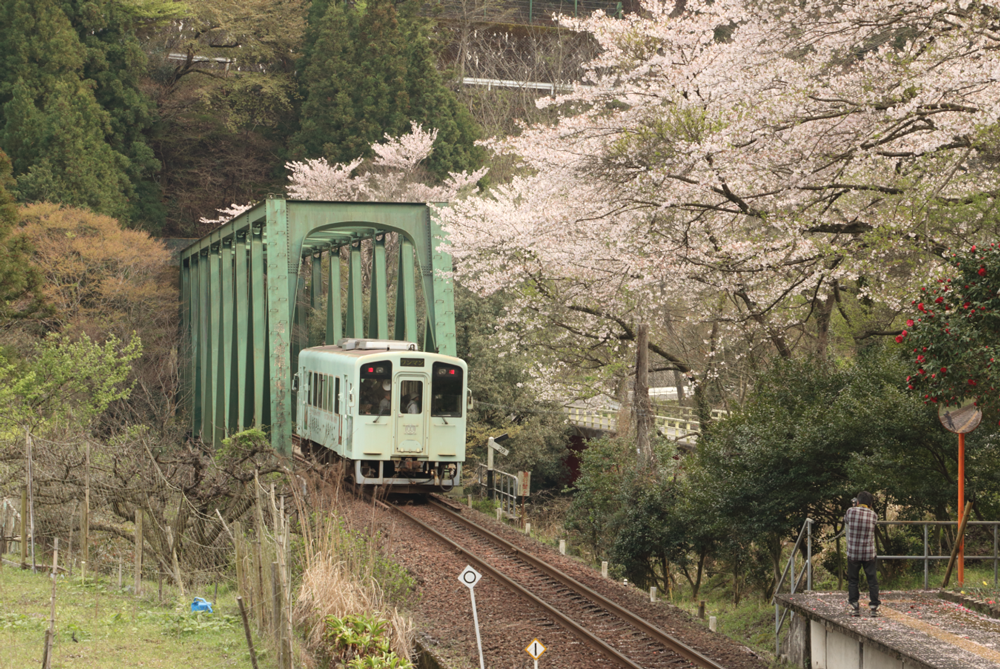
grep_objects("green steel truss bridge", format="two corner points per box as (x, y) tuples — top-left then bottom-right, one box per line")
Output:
(178, 198), (457, 456)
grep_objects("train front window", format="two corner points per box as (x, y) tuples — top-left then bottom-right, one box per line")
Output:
(431, 363), (463, 417)
(359, 361), (392, 416)
(399, 380), (423, 414)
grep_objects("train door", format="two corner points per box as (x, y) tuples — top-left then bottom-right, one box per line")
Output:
(394, 374), (427, 455)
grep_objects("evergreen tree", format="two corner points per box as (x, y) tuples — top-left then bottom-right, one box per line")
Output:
(293, 0), (358, 161)
(350, 0), (410, 156)
(0, 0), (136, 222)
(0, 148), (44, 319)
(403, 27), (484, 177)
(59, 0), (163, 229)
(293, 0), (483, 177)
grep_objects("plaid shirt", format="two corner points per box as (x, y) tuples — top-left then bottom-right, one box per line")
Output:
(845, 505), (878, 561)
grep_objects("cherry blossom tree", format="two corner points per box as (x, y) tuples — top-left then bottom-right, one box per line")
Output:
(438, 0), (1000, 405)
(199, 122), (487, 225)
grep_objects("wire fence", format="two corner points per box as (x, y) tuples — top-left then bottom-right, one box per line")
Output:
(0, 428), (301, 664)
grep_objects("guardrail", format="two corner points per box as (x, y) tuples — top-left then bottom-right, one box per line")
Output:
(878, 520), (1000, 589)
(563, 407), (713, 442)
(474, 464), (522, 520)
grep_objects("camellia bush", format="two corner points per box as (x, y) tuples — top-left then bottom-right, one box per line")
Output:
(902, 244), (1000, 413)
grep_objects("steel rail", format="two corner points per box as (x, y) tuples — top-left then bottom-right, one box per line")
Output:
(376, 497), (646, 669)
(427, 498), (728, 669)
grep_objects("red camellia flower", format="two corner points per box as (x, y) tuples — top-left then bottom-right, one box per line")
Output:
(969, 379), (977, 386)
(971, 245), (977, 252)
(941, 367), (947, 374)
(895, 334), (904, 343)
(906, 319), (914, 327)
(935, 296), (944, 303)
(918, 303), (926, 312)
(979, 267), (987, 276)
(964, 302), (970, 309)
(917, 354), (925, 363)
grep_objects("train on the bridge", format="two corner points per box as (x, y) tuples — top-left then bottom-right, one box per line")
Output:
(294, 338), (468, 492)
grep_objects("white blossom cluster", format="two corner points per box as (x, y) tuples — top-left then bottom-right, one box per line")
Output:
(437, 0), (1000, 394)
(199, 122), (488, 226)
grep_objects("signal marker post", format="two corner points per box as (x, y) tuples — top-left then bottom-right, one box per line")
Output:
(525, 638), (546, 669)
(459, 565), (485, 669)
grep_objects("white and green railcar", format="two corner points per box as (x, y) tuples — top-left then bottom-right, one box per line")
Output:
(295, 338), (467, 491)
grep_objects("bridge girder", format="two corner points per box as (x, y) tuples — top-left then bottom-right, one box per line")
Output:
(178, 198), (456, 456)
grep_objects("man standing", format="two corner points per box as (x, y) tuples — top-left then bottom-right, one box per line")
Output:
(845, 491), (880, 617)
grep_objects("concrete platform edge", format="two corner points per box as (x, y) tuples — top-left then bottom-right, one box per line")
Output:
(775, 594), (936, 669)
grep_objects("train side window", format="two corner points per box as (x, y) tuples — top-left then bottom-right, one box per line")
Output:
(321, 374), (327, 410)
(359, 361), (392, 416)
(309, 372), (316, 407)
(335, 377), (341, 414)
(431, 363), (463, 417)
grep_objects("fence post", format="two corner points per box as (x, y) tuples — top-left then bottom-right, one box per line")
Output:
(82, 441), (90, 573)
(26, 430), (36, 572)
(601, 561), (608, 578)
(167, 526), (185, 599)
(559, 539), (565, 555)
(237, 596), (260, 669)
(272, 562), (283, 668)
(20, 486), (27, 568)
(234, 521), (245, 598)
(42, 538), (59, 669)
(134, 510), (143, 596)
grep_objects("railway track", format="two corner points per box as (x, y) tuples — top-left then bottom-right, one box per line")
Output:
(381, 495), (729, 669)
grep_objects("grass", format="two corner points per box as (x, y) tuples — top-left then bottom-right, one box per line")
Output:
(0, 561), (262, 669)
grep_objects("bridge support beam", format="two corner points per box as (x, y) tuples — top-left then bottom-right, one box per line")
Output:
(369, 235), (388, 339)
(345, 241), (364, 339)
(326, 249), (342, 345)
(394, 238), (417, 344)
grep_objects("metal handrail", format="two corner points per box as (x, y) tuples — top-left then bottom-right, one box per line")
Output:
(773, 518), (813, 656)
(876, 520), (1000, 589)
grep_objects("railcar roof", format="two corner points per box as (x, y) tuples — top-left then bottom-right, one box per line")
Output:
(299, 345), (464, 363)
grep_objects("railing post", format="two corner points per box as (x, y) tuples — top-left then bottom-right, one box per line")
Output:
(807, 519), (813, 591)
(924, 524), (930, 590)
(994, 523), (998, 588)
(790, 546), (795, 595)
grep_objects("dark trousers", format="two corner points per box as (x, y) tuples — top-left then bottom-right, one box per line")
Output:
(847, 558), (880, 608)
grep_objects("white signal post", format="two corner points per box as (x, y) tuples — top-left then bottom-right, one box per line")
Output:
(459, 565), (486, 669)
(525, 638), (546, 669)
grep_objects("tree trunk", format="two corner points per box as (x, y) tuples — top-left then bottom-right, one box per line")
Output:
(635, 323), (653, 467)
(815, 289), (836, 358)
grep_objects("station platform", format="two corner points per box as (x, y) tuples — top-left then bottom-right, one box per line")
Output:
(775, 590), (1000, 669)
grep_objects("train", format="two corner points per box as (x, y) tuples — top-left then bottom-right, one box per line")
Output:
(294, 338), (468, 492)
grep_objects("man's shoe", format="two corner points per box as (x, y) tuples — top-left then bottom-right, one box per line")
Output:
(870, 607), (880, 618)
(848, 602), (860, 617)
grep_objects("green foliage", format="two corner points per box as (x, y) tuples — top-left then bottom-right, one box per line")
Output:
(456, 286), (569, 490)
(0, 332), (142, 431)
(293, 0), (484, 177)
(0, 0), (159, 226)
(323, 614), (414, 669)
(161, 612), (239, 637)
(0, 148), (44, 318)
(902, 243), (1000, 414)
(564, 436), (631, 558)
